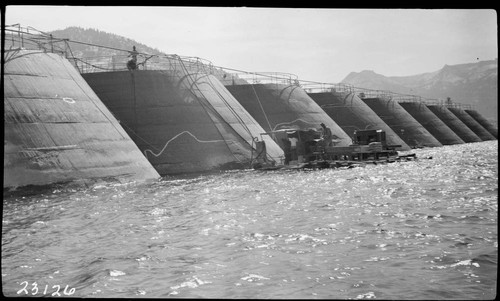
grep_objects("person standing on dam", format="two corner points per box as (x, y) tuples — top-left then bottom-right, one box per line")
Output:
(127, 46), (139, 70)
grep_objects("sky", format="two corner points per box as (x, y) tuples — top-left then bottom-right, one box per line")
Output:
(4, 6), (498, 83)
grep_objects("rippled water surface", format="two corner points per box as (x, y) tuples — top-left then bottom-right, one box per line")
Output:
(2, 141), (498, 299)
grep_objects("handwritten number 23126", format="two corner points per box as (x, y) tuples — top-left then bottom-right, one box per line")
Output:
(17, 281), (76, 296)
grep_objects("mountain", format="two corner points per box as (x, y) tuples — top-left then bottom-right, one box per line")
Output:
(49, 27), (165, 58)
(341, 60), (498, 123)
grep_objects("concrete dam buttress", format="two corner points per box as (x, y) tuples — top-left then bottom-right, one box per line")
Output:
(426, 105), (483, 143)
(398, 102), (465, 145)
(465, 109), (498, 138)
(82, 70), (284, 174)
(361, 98), (442, 148)
(224, 84), (353, 149)
(447, 107), (496, 141)
(307, 91), (411, 151)
(4, 50), (160, 189)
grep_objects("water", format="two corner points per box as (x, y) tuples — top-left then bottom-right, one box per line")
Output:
(2, 141), (497, 299)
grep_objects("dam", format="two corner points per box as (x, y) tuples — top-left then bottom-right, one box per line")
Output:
(223, 73), (353, 151)
(358, 91), (442, 148)
(81, 56), (284, 174)
(5, 25), (498, 189)
(426, 104), (483, 143)
(3, 28), (160, 189)
(304, 83), (410, 151)
(397, 98), (464, 145)
(447, 106), (496, 141)
(465, 109), (498, 138)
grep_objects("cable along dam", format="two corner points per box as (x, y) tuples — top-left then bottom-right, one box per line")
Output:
(3, 25), (497, 188)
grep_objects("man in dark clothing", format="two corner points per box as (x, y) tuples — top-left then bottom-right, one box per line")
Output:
(127, 46), (139, 70)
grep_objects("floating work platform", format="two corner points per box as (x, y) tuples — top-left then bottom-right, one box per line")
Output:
(254, 128), (418, 171)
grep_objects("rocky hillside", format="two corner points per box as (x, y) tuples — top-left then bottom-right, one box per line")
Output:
(341, 60), (498, 123)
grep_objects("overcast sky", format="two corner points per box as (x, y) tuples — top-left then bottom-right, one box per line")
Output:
(5, 6), (498, 83)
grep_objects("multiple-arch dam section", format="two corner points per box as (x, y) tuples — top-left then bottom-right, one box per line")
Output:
(398, 101), (464, 145)
(465, 109), (498, 138)
(361, 97), (443, 148)
(447, 107), (496, 141)
(4, 50), (160, 189)
(82, 70), (284, 175)
(307, 89), (411, 151)
(224, 83), (353, 149)
(426, 105), (483, 143)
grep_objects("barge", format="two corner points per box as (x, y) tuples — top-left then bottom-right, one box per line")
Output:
(254, 126), (417, 171)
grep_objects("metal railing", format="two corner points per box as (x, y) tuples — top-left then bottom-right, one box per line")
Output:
(4, 24), (71, 57)
(301, 82), (354, 94)
(218, 71), (300, 86)
(354, 87), (394, 101)
(70, 53), (217, 75)
(4, 24), (477, 111)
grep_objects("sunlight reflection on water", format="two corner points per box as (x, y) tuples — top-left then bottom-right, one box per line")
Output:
(2, 141), (497, 299)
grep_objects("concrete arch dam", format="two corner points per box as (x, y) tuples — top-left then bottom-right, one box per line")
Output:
(4, 50), (160, 189)
(308, 91), (411, 151)
(398, 102), (464, 145)
(426, 105), (482, 143)
(82, 70), (284, 175)
(224, 84), (353, 150)
(447, 107), (496, 141)
(361, 97), (442, 148)
(465, 109), (498, 138)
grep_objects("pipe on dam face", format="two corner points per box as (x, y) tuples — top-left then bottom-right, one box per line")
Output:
(447, 107), (496, 141)
(465, 109), (498, 138)
(225, 84), (353, 149)
(361, 98), (442, 148)
(4, 50), (160, 189)
(398, 102), (464, 145)
(82, 70), (284, 174)
(308, 91), (411, 151)
(426, 105), (482, 143)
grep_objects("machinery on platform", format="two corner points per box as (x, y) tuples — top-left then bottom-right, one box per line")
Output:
(254, 125), (416, 170)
